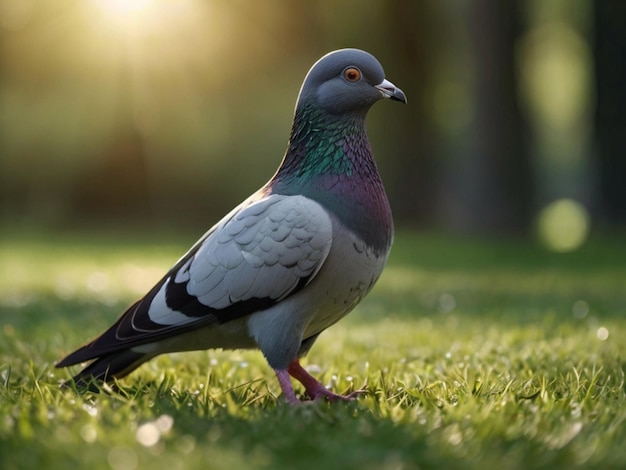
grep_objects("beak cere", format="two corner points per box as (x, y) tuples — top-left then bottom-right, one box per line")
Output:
(375, 79), (407, 104)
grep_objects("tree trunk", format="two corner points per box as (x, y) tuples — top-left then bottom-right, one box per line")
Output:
(594, 1), (626, 226)
(453, 0), (530, 234)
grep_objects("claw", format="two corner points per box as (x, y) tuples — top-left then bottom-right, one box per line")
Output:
(274, 359), (364, 404)
(307, 387), (366, 402)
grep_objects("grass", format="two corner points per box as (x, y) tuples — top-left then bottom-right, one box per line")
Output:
(1, 229), (625, 469)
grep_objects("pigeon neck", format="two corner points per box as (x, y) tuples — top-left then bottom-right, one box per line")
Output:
(270, 103), (393, 255)
(279, 103), (370, 178)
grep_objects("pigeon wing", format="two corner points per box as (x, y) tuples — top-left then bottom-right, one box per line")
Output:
(57, 194), (333, 365)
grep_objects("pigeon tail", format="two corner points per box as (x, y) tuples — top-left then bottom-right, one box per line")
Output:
(61, 349), (150, 391)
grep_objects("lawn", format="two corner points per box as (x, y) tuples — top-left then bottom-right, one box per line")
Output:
(1, 229), (625, 469)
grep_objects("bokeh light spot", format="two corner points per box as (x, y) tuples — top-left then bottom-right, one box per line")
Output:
(108, 446), (138, 470)
(136, 423), (160, 447)
(135, 415), (173, 447)
(80, 424), (98, 443)
(597, 327), (609, 341)
(537, 198), (589, 252)
(572, 300), (589, 319)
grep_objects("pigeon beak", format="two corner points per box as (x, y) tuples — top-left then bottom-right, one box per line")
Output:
(375, 79), (407, 104)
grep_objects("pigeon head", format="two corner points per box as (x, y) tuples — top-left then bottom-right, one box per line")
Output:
(296, 48), (406, 115)
(272, 49), (402, 254)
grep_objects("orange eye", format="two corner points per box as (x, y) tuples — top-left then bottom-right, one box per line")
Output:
(343, 67), (361, 82)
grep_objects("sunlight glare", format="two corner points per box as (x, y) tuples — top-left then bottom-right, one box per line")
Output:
(88, 0), (179, 36)
(93, 0), (154, 21)
(0, 0), (34, 31)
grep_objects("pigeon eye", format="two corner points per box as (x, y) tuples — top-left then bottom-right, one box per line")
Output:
(343, 67), (361, 82)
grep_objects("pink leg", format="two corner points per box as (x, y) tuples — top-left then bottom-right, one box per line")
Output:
(287, 359), (365, 402)
(275, 369), (300, 405)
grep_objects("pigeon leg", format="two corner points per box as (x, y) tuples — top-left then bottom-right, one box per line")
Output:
(287, 359), (364, 402)
(275, 369), (301, 405)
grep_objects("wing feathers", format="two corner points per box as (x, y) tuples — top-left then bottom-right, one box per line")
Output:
(185, 194), (332, 306)
(56, 194), (333, 365)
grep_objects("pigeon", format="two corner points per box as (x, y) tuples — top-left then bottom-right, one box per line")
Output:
(56, 48), (406, 404)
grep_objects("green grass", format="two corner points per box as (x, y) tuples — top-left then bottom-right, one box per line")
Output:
(1, 229), (625, 469)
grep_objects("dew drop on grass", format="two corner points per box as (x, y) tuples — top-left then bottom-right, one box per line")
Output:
(80, 424), (97, 443)
(155, 414), (174, 433)
(134, 415), (174, 448)
(596, 327), (609, 341)
(82, 403), (98, 417)
(445, 424), (463, 446)
(136, 423), (160, 447)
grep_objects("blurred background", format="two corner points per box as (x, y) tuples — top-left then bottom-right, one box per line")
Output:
(1, 0), (624, 251)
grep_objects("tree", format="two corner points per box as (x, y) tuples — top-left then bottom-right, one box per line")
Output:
(594, 1), (626, 226)
(451, 0), (530, 233)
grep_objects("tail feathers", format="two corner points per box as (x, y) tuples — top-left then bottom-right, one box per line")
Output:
(60, 349), (151, 391)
